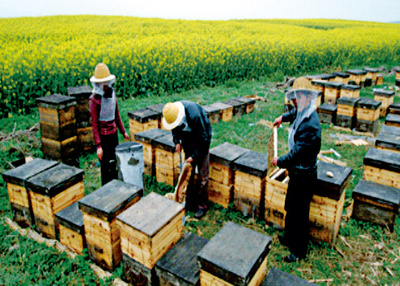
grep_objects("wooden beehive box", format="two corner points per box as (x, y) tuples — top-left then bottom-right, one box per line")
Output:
(209, 142), (249, 208)
(79, 179), (143, 271)
(67, 85), (94, 152)
(310, 79), (326, 95)
(262, 267), (316, 286)
(146, 103), (165, 129)
(128, 108), (160, 138)
(55, 201), (85, 254)
(363, 67), (380, 86)
(376, 73), (384, 85)
(388, 103), (400, 116)
(155, 232), (208, 286)
(36, 94), (78, 166)
(26, 163), (84, 239)
(323, 82), (343, 105)
(317, 103), (337, 124)
(134, 128), (170, 176)
(345, 69), (367, 87)
(352, 180), (400, 232)
(198, 222), (272, 286)
(223, 98), (246, 117)
(231, 150), (268, 219)
(375, 125), (400, 154)
(208, 102), (234, 122)
(340, 84), (361, 98)
(153, 131), (181, 186)
(233, 96), (256, 114)
(373, 89), (395, 117)
(385, 114), (400, 128)
(363, 147), (400, 189)
(356, 98), (382, 134)
(2, 159), (59, 228)
(332, 72), (350, 84)
(117, 192), (184, 285)
(203, 104), (221, 124)
(336, 97), (360, 129)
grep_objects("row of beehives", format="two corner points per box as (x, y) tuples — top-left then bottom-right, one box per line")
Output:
(3, 158), (316, 286)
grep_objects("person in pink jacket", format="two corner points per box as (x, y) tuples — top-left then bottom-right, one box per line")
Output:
(89, 63), (129, 185)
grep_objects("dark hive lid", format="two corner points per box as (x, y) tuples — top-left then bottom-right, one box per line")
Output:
(36, 94), (77, 109)
(262, 267), (316, 286)
(146, 103), (165, 114)
(311, 80), (326, 87)
(385, 114), (400, 125)
(376, 132), (400, 151)
(324, 81), (344, 89)
(363, 148), (400, 173)
(318, 103), (337, 112)
(357, 97), (382, 109)
(380, 125), (400, 136)
(341, 84), (361, 91)
(210, 142), (249, 167)
(233, 97), (256, 104)
(316, 161), (352, 198)
(128, 108), (161, 123)
(209, 102), (233, 111)
(333, 72), (350, 78)
(223, 98), (245, 108)
(232, 150), (269, 178)
(203, 104), (221, 115)
(134, 128), (170, 144)
(67, 85), (92, 99)
(363, 67), (380, 73)
(373, 89), (395, 97)
(353, 180), (400, 207)
(55, 201), (84, 233)
(152, 132), (176, 152)
(306, 74), (335, 80)
(337, 97), (360, 106)
(346, 69), (367, 75)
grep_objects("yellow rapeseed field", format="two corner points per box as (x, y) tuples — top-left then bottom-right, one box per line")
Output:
(0, 16), (399, 117)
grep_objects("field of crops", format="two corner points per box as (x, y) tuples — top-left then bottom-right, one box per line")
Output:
(1, 16), (400, 117)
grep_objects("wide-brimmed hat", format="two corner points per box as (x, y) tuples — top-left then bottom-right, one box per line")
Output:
(162, 102), (185, 130)
(90, 63), (116, 83)
(286, 77), (314, 100)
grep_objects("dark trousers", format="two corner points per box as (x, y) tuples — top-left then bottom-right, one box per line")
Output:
(100, 132), (119, 186)
(284, 170), (316, 258)
(185, 151), (209, 212)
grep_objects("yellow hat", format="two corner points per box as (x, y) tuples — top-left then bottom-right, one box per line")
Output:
(292, 77), (312, 89)
(90, 63), (116, 83)
(162, 102), (185, 130)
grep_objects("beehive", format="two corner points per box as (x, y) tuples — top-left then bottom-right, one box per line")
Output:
(26, 163), (84, 239)
(128, 108), (160, 138)
(376, 73), (384, 85)
(262, 267), (316, 286)
(340, 84), (361, 98)
(373, 89), (395, 117)
(67, 85), (94, 152)
(352, 180), (400, 232)
(208, 102), (234, 122)
(323, 82), (343, 105)
(203, 104), (221, 124)
(146, 103), (165, 129)
(198, 222), (272, 286)
(233, 96), (256, 114)
(317, 103), (337, 124)
(232, 150), (268, 219)
(223, 98), (246, 117)
(388, 103), (400, 115)
(332, 72), (350, 84)
(385, 114), (400, 128)
(36, 94), (78, 166)
(155, 232), (208, 286)
(363, 67), (380, 86)
(363, 148), (400, 189)
(375, 125), (400, 154)
(117, 192), (184, 285)
(55, 202), (85, 254)
(209, 143), (249, 208)
(79, 179), (143, 271)
(336, 97), (360, 129)
(356, 98), (382, 134)
(345, 69), (367, 87)
(310, 80), (326, 96)
(153, 131), (181, 186)
(134, 128), (170, 176)
(305, 74), (335, 84)
(2, 159), (59, 228)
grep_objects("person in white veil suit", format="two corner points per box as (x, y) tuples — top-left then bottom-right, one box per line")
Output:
(272, 78), (321, 262)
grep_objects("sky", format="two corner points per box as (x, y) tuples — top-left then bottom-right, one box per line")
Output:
(1, 0), (399, 23)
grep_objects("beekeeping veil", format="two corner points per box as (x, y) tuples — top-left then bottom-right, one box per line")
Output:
(286, 88), (319, 152)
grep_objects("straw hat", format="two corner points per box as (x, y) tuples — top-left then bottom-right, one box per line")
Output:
(162, 102), (185, 130)
(286, 77), (313, 100)
(90, 63), (116, 83)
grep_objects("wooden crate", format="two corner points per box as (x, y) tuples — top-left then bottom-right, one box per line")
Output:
(198, 222), (271, 286)
(363, 148), (400, 189)
(356, 98), (382, 133)
(203, 104), (221, 124)
(345, 69), (367, 87)
(79, 180), (143, 271)
(55, 202), (85, 254)
(232, 150), (268, 219)
(223, 98), (246, 117)
(128, 108), (160, 138)
(117, 192), (184, 284)
(265, 168), (289, 229)
(332, 72), (350, 84)
(335, 97), (360, 129)
(262, 267), (316, 286)
(388, 103), (400, 116)
(363, 67), (380, 86)
(2, 159), (59, 228)
(155, 232), (208, 286)
(374, 89), (395, 117)
(233, 96), (256, 114)
(208, 102), (233, 122)
(323, 82), (343, 105)
(146, 103), (165, 130)
(352, 180), (400, 232)
(37, 94), (78, 166)
(317, 103), (337, 124)
(385, 114), (400, 128)
(340, 84), (360, 98)
(376, 74), (384, 85)
(26, 163), (84, 239)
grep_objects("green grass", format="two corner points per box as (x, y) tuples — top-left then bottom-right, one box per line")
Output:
(1, 72), (400, 285)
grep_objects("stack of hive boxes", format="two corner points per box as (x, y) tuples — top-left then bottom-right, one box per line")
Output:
(355, 97), (382, 134)
(336, 97), (360, 129)
(128, 108), (160, 139)
(373, 89), (395, 117)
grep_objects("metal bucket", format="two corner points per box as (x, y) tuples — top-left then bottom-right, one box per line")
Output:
(115, 142), (144, 189)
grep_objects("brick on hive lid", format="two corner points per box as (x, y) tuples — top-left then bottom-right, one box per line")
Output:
(208, 102), (234, 122)
(25, 163), (84, 239)
(385, 114), (400, 128)
(117, 192), (185, 285)
(262, 267), (316, 286)
(223, 98), (246, 117)
(2, 158), (59, 228)
(202, 104), (221, 124)
(78, 179), (143, 271)
(352, 180), (400, 232)
(197, 221), (272, 286)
